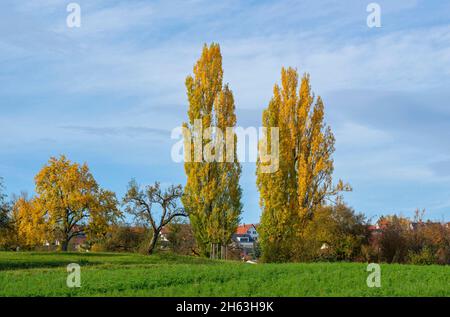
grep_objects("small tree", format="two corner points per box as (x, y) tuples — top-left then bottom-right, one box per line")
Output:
(378, 215), (410, 263)
(0, 178), (9, 230)
(123, 180), (187, 255)
(166, 220), (197, 256)
(0, 178), (14, 249)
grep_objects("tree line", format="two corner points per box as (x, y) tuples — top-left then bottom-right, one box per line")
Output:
(1, 43), (449, 264)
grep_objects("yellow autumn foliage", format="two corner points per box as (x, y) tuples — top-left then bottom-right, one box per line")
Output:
(14, 155), (121, 250)
(183, 44), (242, 258)
(257, 68), (351, 262)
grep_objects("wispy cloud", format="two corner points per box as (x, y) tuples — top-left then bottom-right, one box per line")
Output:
(61, 125), (169, 138)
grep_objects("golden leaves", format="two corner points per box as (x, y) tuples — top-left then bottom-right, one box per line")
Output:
(183, 44), (242, 257)
(257, 68), (351, 262)
(15, 155), (120, 249)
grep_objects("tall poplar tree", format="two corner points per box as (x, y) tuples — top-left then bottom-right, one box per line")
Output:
(183, 44), (242, 258)
(214, 85), (242, 259)
(257, 68), (350, 262)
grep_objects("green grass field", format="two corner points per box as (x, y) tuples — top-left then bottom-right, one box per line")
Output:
(0, 252), (448, 297)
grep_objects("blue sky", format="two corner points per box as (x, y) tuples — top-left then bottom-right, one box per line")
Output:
(1, 0), (450, 223)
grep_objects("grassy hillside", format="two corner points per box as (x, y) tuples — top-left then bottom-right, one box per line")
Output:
(0, 252), (448, 296)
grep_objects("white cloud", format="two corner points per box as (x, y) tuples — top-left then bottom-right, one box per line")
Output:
(48, 25), (450, 108)
(334, 122), (392, 148)
(3, 2), (450, 107)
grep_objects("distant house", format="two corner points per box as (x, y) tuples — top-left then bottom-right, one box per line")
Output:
(71, 234), (88, 250)
(159, 224), (192, 242)
(160, 226), (171, 243)
(235, 224), (258, 241)
(368, 224), (382, 234)
(43, 225), (88, 251)
(159, 224), (195, 253)
(232, 224), (259, 258)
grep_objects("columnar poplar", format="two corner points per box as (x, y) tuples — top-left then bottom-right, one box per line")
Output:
(257, 68), (350, 262)
(183, 44), (242, 258)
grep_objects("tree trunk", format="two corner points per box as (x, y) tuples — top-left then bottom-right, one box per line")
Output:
(148, 229), (160, 255)
(61, 239), (69, 252)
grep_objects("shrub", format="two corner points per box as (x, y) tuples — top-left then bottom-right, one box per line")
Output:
(369, 210), (450, 265)
(408, 247), (437, 265)
(165, 222), (197, 256)
(377, 216), (409, 263)
(361, 244), (379, 263)
(95, 225), (149, 252)
(291, 204), (369, 262)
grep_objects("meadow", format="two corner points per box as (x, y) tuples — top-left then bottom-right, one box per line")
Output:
(0, 252), (448, 297)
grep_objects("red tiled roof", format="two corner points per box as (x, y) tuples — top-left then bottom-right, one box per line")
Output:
(236, 224), (255, 235)
(160, 224), (191, 235)
(71, 235), (87, 245)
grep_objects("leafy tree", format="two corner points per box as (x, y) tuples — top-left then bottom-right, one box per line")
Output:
(183, 43), (242, 258)
(257, 68), (350, 262)
(367, 211), (450, 265)
(295, 204), (368, 261)
(377, 215), (410, 263)
(210, 85), (242, 259)
(0, 180), (22, 250)
(16, 155), (121, 251)
(123, 180), (187, 254)
(0, 179), (16, 249)
(0, 178), (8, 229)
(15, 194), (46, 247)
